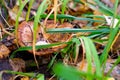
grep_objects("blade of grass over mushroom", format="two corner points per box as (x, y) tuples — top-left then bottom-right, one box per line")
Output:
(32, 0), (48, 68)
(33, 0), (48, 46)
(4, 70), (44, 80)
(15, 0), (29, 44)
(26, 0), (34, 21)
(47, 28), (110, 33)
(10, 42), (70, 58)
(40, 14), (104, 22)
(100, 20), (120, 66)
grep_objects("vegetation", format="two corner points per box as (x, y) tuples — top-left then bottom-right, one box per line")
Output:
(0, 0), (120, 80)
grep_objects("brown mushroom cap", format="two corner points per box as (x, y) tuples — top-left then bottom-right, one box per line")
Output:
(17, 21), (73, 55)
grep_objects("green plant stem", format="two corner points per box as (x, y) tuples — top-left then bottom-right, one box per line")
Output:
(15, 0), (29, 45)
(26, 0), (34, 21)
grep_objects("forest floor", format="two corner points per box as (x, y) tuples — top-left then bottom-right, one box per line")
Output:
(0, 0), (120, 80)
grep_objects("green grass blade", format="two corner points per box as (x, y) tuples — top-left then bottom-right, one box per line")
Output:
(47, 28), (110, 33)
(83, 14), (105, 19)
(33, 0), (48, 42)
(53, 63), (107, 80)
(111, 0), (119, 28)
(32, 0), (48, 68)
(82, 37), (103, 79)
(53, 63), (88, 80)
(87, 38), (102, 78)
(37, 74), (44, 80)
(82, 37), (93, 80)
(10, 42), (70, 58)
(47, 53), (58, 70)
(100, 20), (120, 66)
(40, 14), (104, 22)
(26, 0), (34, 21)
(5, 71), (44, 80)
(15, 0), (29, 42)
(93, 0), (113, 16)
(72, 38), (81, 58)
(61, 0), (69, 14)
(113, 0), (119, 16)
(33, 0), (48, 51)
(61, 0), (69, 22)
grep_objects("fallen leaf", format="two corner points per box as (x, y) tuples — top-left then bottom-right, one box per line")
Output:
(8, 5), (26, 22)
(0, 43), (10, 58)
(0, 58), (25, 80)
(9, 58), (25, 72)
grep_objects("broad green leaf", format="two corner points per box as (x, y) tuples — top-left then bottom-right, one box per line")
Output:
(53, 63), (84, 80)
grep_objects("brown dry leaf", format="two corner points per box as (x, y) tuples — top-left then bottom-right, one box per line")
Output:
(44, 21), (73, 43)
(20, 76), (37, 80)
(0, 43), (10, 58)
(105, 59), (120, 80)
(101, 0), (114, 8)
(0, 59), (13, 80)
(31, 0), (43, 10)
(72, 20), (88, 28)
(21, 76), (30, 80)
(0, 58), (25, 80)
(93, 9), (103, 26)
(0, 19), (5, 37)
(8, 5), (25, 22)
(117, 4), (120, 14)
(9, 58), (25, 72)
(110, 0), (115, 4)
(7, 16), (16, 27)
(111, 32), (120, 54)
(77, 60), (96, 73)
(68, 1), (92, 16)
(0, 22), (3, 39)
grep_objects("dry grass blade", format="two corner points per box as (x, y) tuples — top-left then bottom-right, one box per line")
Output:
(54, 0), (58, 24)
